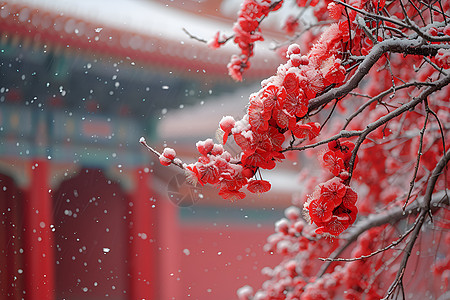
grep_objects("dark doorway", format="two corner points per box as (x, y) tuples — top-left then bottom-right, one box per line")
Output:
(52, 168), (128, 300)
(0, 173), (25, 300)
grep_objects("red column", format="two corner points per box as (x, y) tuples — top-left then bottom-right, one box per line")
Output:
(23, 159), (55, 299)
(128, 168), (157, 299)
(158, 183), (180, 300)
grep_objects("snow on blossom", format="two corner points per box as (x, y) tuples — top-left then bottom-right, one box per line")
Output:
(207, 31), (221, 49)
(435, 49), (450, 69)
(219, 116), (236, 144)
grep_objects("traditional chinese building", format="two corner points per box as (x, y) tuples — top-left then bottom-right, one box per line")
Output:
(0, 1), (300, 299)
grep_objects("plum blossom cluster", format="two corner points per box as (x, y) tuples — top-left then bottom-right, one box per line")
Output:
(238, 206), (341, 300)
(320, 140), (358, 178)
(158, 148), (177, 166)
(158, 35), (349, 203)
(304, 177), (358, 236)
(240, 223), (405, 299)
(228, 0), (285, 81)
(216, 0), (390, 81)
(301, 140), (359, 236)
(208, 0), (283, 81)
(160, 137), (273, 201)
(264, 206), (314, 256)
(231, 0), (450, 298)
(186, 138), (274, 200)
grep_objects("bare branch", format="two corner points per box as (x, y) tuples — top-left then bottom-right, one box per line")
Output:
(343, 81), (435, 130)
(282, 129), (361, 152)
(182, 28), (209, 43)
(422, 148), (450, 211)
(318, 220), (418, 262)
(346, 74), (450, 183)
(383, 148), (450, 298)
(423, 56), (449, 76)
(404, 104), (429, 210)
(382, 210), (426, 299)
(334, 0), (409, 28)
(308, 39), (450, 112)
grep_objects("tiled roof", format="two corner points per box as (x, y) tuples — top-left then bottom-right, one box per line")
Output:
(0, 0), (281, 78)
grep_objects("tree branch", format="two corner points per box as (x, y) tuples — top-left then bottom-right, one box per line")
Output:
(317, 188), (449, 278)
(343, 81), (435, 130)
(308, 39), (450, 112)
(139, 137), (185, 170)
(403, 104), (429, 210)
(346, 74), (450, 183)
(318, 219), (418, 262)
(382, 210), (426, 299)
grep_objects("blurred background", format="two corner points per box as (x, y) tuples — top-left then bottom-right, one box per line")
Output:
(0, 0), (305, 299)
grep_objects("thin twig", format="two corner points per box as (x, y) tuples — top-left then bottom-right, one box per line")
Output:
(423, 56), (448, 76)
(407, 0), (426, 26)
(382, 210), (426, 299)
(403, 103), (429, 210)
(426, 105), (448, 197)
(182, 28), (209, 43)
(308, 38), (450, 113)
(316, 190), (448, 277)
(320, 98), (339, 131)
(334, 0), (409, 28)
(346, 74), (450, 183)
(383, 148), (450, 298)
(343, 81), (434, 130)
(319, 219), (418, 262)
(139, 137), (185, 170)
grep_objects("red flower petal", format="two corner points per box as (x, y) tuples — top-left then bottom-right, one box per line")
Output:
(320, 177), (346, 207)
(342, 187), (358, 208)
(267, 126), (285, 151)
(197, 163), (220, 185)
(323, 216), (349, 236)
(328, 2), (342, 20)
(159, 155), (172, 166)
(307, 122), (321, 140)
(308, 198), (334, 223)
(283, 72), (300, 94)
(261, 85), (282, 111)
(272, 108), (295, 129)
(292, 123), (312, 139)
(247, 179), (272, 194)
(234, 133), (251, 151)
(218, 188), (246, 202)
(196, 139), (214, 156)
(185, 165), (204, 186)
(248, 100), (269, 133)
(322, 150), (345, 176)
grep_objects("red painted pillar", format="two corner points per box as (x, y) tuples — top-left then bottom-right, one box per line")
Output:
(128, 168), (157, 299)
(158, 184), (180, 300)
(23, 159), (55, 299)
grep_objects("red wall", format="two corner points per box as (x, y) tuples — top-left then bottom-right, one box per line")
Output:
(177, 223), (279, 299)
